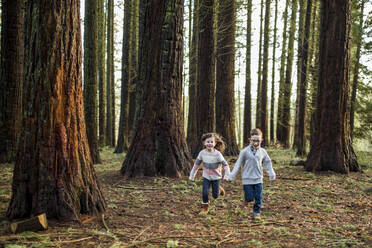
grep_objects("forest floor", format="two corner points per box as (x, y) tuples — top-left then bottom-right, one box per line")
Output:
(0, 148), (371, 248)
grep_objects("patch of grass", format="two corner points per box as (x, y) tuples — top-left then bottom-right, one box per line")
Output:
(341, 224), (358, 231)
(173, 224), (186, 230)
(314, 185), (323, 193)
(241, 239), (263, 247)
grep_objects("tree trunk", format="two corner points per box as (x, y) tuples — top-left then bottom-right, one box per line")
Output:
(115, 0), (132, 153)
(84, 0), (101, 164)
(259, 0), (271, 146)
(270, 0), (278, 143)
(276, 0), (289, 144)
(281, 0), (298, 148)
(255, 0), (264, 128)
(293, 0), (306, 150)
(98, 0), (106, 147)
(0, 0), (24, 163)
(306, 0), (360, 173)
(106, 0), (115, 147)
(187, 0), (199, 151)
(350, 0), (365, 140)
(243, 0), (252, 146)
(128, 0), (139, 141)
(7, 0), (106, 220)
(216, 0), (239, 155)
(191, 0), (216, 157)
(121, 0), (193, 177)
(295, 0), (312, 157)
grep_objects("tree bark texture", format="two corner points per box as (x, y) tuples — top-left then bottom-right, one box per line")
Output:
(121, 0), (193, 177)
(106, 0), (115, 146)
(270, 0), (278, 143)
(255, 0), (264, 128)
(84, 0), (101, 163)
(98, 0), (106, 147)
(243, 0), (252, 146)
(276, 0), (289, 144)
(7, 0), (106, 220)
(306, 0), (360, 173)
(216, 0), (239, 155)
(191, 0), (216, 157)
(259, 0), (271, 146)
(115, 0), (132, 153)
(281, 0), (298, 148)
(0, 0), (24, 163)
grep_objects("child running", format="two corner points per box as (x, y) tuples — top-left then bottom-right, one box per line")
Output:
(229, 128), (276, 220)
(189, 133), (231, 214)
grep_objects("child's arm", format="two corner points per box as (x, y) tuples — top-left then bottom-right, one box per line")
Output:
(263, 151), (276, 180)
(189, 153), (202, 181)
(217, 152), (231, 180)
(229, 150), (246, 181)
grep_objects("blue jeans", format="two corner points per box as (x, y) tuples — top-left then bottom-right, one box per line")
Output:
(202, 178), (220, 204)
(243, 183), (263, 215)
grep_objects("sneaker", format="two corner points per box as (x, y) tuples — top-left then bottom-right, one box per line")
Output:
(252, 213), (261, 220)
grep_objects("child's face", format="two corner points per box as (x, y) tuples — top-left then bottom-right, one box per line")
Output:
(250, 135), (262, 149)
(203, 137), (216, 150)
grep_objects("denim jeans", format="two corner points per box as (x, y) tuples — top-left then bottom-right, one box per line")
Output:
(202, 178), (220, 204)
(243, 183), (263, 215)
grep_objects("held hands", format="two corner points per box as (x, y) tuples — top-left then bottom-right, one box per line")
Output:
(189, 176), (195, 181)
(269, 175), (276, 181)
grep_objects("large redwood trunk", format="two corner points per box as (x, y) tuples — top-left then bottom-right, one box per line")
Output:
(216, 0), (239, 155)
(0, 0), (24, 163)
(7, 0), (106, 220)
(305, 0), (359, 173)
(121, 0), (193, 178)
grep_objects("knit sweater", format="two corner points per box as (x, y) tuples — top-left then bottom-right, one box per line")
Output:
(189, 148), (230, 181)
(229, 145), (275, 185)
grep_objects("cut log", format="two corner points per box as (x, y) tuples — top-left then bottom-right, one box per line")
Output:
(10, 213), (48, 233)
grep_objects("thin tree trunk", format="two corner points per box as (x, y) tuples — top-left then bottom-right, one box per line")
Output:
(281, 0), (298, 148)
(306, 0), (359, 173)
(98, 0), (106, 147)
(0, 0), (24, 163)
(256, 0), (264, 128)
(270, 0), (278, 143)
(187, 0), (199, 151)
(216, 0), (239, 155)
(259, 0), (271, 146)
(276, 0), (289, 144)
(115, 0), (132, 153)
(84, 0), (101, 163)
(121, 0), (193, 177)
(295, 0), (312, 157)
(7, 0), (106, 220)
(106, 0), (114, 146)
(243, 0), (252, 146)
(350, 0), (365, 140)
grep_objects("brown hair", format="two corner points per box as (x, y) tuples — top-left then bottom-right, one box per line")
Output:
(201, 133), (226, 154)
(250, 128), (263, 137)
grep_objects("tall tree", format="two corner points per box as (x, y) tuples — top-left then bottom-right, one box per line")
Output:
(276, 0), (289, 144)
(106, 0), (115, 146)
(216, 0), (239, 155)
(7, 0), (106, 220)
(259, 0), (271, 146)
(281, 0), (298, 148)
(306, 0), (360, 173)
(295, 0), (313, 156)
(121, 0), (193, 177)
(350, 0), (365, 140)
(115, 0), (132, 153)
(98, 0), (106, 147)
(128, 0), (140, 141)
(293, 0), (306, 149)
(0, 0), (24, 163)
(255, 0), (265, 128)
(243, 0), (253, 146)
(84, 0), (101, 164)
(187, 0), (199, 150)
(270, 0), (278, 143)
(191, 0), (216, 157)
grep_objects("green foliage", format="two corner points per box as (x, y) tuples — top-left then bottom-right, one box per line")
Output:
(166, 240), (179, 248)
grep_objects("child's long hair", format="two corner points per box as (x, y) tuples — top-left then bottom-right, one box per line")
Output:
(201, 133), (226, 154)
